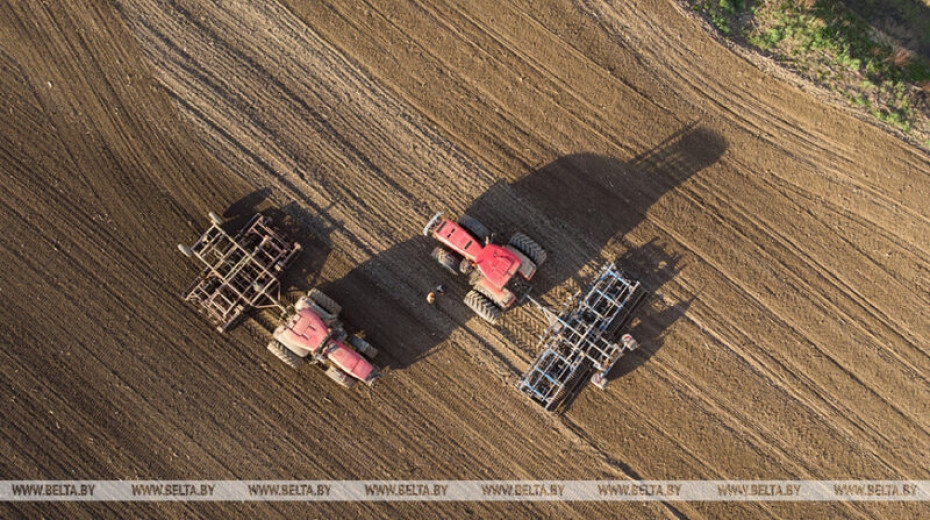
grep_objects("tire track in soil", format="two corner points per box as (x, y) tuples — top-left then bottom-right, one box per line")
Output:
(116, 4), (768, 520)
(0, 2), (605, 519)
(111, 0), (667, 518)
(581, 0), (930, 245)
(3, 0), (929, 519)
(129, 1), (928, 516)
(270, 1), (928, 516)
(568, 0), (925, 456)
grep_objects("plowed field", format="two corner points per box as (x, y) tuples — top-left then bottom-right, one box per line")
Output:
(1, 1), (928, 518)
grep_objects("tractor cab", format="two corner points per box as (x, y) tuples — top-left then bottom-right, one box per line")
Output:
(432, 218), (528, 289)
(273, 307), (380, 384)
(424, 210), (547, 324)
(473, 244), (522, 289)
(274, 308), (332, 357)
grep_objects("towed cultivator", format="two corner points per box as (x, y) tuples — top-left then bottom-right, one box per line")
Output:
(178, 211), (380, 389)
(178, 212), (300, 332)
(519, 263), (646, 411)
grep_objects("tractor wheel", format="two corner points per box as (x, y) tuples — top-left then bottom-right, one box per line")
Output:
(267, 341), (304, 369)
(458, 214), (490, 242)
(308, 288), (342, 316)
(177, 244), (194, 257)
(509, 232), (547, 266)
(349, 335), (379, 359)
(431, 247), (460, 275)
(464, 290), (502, 325)
(325, 366), (357, 389)
(208, 211), (224, 226)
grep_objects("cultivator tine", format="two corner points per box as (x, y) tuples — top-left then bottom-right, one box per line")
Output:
(523, 294), (558, 326)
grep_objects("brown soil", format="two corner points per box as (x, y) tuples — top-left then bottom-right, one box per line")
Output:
(1, 0), (928, 518)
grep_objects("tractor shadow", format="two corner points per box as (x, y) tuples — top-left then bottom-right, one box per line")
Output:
(343, 123), (726, 375)
(469, 123), (726, 299)
(318, 237), (480, 371)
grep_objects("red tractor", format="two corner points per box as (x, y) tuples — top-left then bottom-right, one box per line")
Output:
(178, 211), (379, 390)
(423, 211), (547, 324)
(267, 289), (380, 389)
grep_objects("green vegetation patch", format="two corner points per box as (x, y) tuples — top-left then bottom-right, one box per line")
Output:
(689, 0), (930, 142)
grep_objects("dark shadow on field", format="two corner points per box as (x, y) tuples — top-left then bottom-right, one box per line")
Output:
(608, 240), (693, 383)
(320, 124), (727, 378)
(222, 188), (273, 222)
(271, 201), (338, 292)
(475, 124), (726, 299)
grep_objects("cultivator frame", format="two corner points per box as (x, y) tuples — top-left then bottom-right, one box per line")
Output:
(179, 213), (301, 332)
(519, 262), (646, 411)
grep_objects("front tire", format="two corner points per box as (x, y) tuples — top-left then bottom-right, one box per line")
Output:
(349, 335), (379, 359)
(458, 214), (490, 242)
(308, 288), (342, 316)
(325, 366), (357, 389)
(464, 290), (502, 325)
(431, 247), (461, 274)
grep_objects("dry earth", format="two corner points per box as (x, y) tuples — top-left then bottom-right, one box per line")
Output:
(1, 0), (928, 518)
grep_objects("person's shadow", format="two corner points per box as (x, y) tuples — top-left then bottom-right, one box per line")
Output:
(318, 124), (727, 384)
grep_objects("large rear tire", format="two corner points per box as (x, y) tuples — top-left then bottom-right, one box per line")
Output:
(308, 288), (342, 316)
(431, 247), (460, 275)
(349, 335), (379, 359)
(325, 366), (357, 389)
(509, 232), (547, 266)
(267, 341), (304, 369)
(464, 290), (502, 325)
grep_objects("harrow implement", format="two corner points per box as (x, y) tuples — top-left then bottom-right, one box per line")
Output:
(178, 212), (301, 332)
(519, 262), (646, 411)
